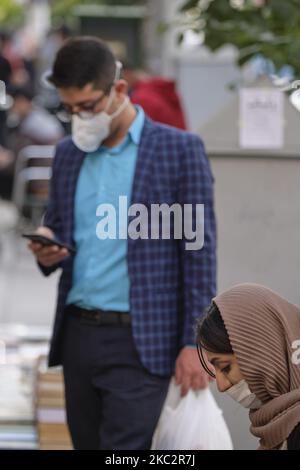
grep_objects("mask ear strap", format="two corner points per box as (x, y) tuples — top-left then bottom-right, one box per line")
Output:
(104, 87), (116, 112)
(104, 61), (124, 112)
(114, 61), (123, 82)
(110, 95), (129, 119)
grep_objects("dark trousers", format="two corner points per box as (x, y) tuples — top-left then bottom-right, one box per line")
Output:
(61, 312), (170, 450)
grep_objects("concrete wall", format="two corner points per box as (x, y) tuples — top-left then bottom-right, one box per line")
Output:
(210, 156), (300, 304)
(174, 49), (241, 131)
(205, 155), (300, 449)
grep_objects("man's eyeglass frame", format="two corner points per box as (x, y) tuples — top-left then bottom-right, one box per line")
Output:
(56, 82), (113, 123)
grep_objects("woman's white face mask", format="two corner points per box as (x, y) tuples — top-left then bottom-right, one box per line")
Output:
(226, 379), (262, 409)
(72, 89), (129, 152)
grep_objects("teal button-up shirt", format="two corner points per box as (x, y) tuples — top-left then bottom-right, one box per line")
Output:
(66, 106), (145, 311)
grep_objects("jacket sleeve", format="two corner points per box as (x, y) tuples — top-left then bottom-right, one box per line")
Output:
(178, 134), (217, 347)
(37, 144), (64, 277)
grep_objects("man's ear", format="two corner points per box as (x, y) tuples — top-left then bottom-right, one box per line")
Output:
(114, 79), (128, 96)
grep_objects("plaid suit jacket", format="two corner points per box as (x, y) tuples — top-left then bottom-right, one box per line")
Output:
(41, 116), (217, 376)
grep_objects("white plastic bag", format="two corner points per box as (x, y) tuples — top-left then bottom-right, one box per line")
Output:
(151, 378), (233, 450)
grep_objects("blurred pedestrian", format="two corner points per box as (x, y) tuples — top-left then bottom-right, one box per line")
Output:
(38, 25), (73, 121)
(196, 283), (300, 450)
(0, 31), (29, 86)
(40, 25), (73, 74)
(7, 85), (64, 151)
(123, 62), (187, 129)
(0, 85), (64, 200)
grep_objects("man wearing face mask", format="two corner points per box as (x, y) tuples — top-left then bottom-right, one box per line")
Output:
(27, 37), (217, 450)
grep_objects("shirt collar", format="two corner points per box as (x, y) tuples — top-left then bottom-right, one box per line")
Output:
(128, 105), (145, 145)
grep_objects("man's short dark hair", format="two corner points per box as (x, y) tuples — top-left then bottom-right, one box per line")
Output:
(48, 36), (116, 91)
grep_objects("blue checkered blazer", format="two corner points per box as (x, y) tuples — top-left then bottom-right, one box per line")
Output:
(40, 116), (217, 376)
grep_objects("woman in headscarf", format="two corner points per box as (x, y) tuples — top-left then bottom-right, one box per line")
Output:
(196, 283), (300, 450)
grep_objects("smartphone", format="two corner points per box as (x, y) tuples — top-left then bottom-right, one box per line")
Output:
(22, 233), (76, 254)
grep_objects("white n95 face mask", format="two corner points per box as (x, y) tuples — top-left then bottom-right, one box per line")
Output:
(72, 92), (129, 152)
(226, 379), (262, 409)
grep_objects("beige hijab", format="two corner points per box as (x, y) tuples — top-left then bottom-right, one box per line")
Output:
(213, 283), (300, 450)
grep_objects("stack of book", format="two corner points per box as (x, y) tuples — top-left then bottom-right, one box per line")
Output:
(35, 357), (72, 450)
(0, 364), (37, 449)
(0, 323), (50, 450)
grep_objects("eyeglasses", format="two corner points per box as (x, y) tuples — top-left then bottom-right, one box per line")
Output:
(55, 83), (113, 123)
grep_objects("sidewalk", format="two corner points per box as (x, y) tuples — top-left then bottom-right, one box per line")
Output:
(0, 199), (58, 326)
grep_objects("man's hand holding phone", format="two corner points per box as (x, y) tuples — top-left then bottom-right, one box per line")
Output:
(27, 227), (70, 267)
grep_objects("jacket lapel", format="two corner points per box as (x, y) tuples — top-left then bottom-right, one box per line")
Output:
(130, 117), (157, 205)
(128, 117), (158, 253)
(62, 140), (85, 244)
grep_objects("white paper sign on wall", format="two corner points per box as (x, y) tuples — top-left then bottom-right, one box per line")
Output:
(239, 88), (284, 149)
